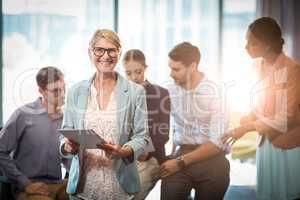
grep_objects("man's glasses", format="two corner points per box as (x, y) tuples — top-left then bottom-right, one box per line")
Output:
(92, 47), (119, 58)
(45, 88), (65, 97)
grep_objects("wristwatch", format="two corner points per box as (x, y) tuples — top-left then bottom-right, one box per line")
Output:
(175, 156), (186, 169)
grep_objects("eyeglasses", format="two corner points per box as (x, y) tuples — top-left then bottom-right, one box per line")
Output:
(45, 88), (65, 97)
(92, 47), (119, 58)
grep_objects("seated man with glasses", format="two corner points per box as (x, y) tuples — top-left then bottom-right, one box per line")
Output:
(0, 66), (69, 200)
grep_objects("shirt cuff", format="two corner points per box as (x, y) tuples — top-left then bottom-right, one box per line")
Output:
(17, 175), (30, 191)
(59, 141), (74, 159)
(209, 134), (227, 152)
(121, 145), (135, 165)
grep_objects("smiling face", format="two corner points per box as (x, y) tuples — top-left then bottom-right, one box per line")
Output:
(89, 38), (120, 73)
(124, 60), (146, 84)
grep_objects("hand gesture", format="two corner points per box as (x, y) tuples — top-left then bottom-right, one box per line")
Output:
(25, 182), (49, 196)
(221, 128), (245, 146)
(160, 159), (181, 178)
(97, 141), (130, 159)
(63, 138), (79, 155)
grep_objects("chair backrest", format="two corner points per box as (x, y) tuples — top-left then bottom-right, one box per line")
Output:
(0, 175), (9, 183)
(0, 180), (14, 200)
(0, 126), (15, 199)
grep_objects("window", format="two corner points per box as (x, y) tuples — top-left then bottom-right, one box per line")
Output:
(222, 0), (257, 113)
(2, 0), (114, 122)
(2, 0), (257, 123)
(118, 0), (220, 85)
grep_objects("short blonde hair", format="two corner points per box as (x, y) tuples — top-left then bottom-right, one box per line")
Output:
(89, 29), (122, 52)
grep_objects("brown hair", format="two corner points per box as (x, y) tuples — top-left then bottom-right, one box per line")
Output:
(168, 42), (201, 67)
(89, 29), (122, 51)
(248, 17), (284, 54)
(36, 66), (63, 89)
(123, 49), (146, 66)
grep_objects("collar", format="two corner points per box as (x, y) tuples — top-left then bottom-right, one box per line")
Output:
(33, 97), (63, 120)
(87, 71), (129, 94)
(33, 97), (48, 114)
(178, 72), (207, 92)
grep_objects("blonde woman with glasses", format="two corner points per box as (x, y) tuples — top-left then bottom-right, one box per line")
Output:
(60, 29), (150, 200)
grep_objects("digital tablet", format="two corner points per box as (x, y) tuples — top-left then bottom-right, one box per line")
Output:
(59, 129), (106, 149)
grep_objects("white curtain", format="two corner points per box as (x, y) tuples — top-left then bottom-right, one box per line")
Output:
(2, 0), (115, 122)
(257, 0), (300, 62)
